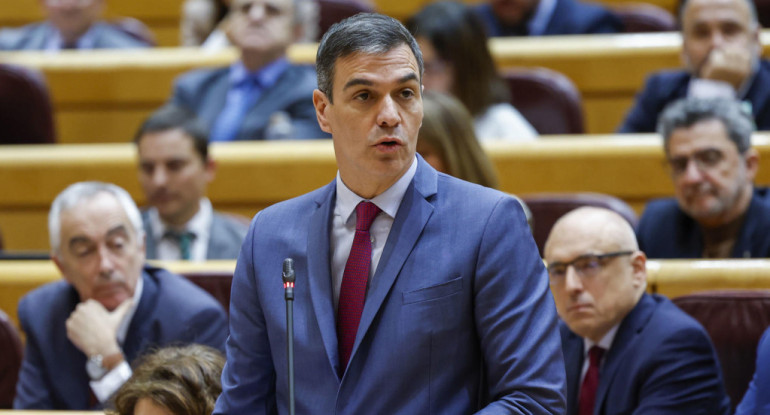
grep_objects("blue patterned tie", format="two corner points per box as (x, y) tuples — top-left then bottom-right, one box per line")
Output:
(210, 76), (261, 142)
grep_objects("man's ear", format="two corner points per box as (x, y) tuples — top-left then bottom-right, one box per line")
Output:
(205, 157), (217, 183)
(630, 250), (648, 288)
(52, 253), (71, 284)
(313, 89), (333, 134)
(745, 148), (760, 180)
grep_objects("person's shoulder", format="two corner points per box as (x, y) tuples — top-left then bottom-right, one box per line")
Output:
(642, 69), (690, 88)
(273, 64), (319, 94)
(641, 197), (680, 216)
(550, 0), (623, 34)
(94, 23), (152, 49)
(212, 210), (250, 237)
(18, 280), (73, 323)
(175, 66), (229, 89)
(0, 23), (46, 50)
(638, 197), (680, 234)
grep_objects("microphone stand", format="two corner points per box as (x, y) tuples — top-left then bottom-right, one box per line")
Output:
(282, 258), (296, 415)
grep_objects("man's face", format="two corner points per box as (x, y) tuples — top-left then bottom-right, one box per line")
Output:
(227, 0), (296, 56)
(545, 218), (645, 342)
(53, 192), (145, 311)
(313, 44), (423, 197)
(666, 118), (757, 227)
(681, 0), (759, 76)
(137, 128), (215, 227)
(490, 0), (539, 26)
(42, 0), (104, 40)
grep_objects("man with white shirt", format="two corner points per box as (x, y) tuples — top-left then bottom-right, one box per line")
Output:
(135, 105), (248, 261)
(13, 181), (227, 410)
(619, 0), (770, 132)
(544, 206), (730, 414)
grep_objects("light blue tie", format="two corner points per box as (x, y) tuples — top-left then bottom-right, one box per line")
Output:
(210, 77), (261, 142)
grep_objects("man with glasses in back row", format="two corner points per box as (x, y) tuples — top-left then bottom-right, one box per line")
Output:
(545, 206), (730, 414)
(637, 97), (770, 258)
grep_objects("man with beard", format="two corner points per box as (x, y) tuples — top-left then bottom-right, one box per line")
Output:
(636, 97), (770, 258)
(135, 105), (248, 260)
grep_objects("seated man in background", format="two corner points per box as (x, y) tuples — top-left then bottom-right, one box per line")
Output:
(14, 181), (228, 410)
(545, 206), (730, 415)
(170, 0), (327, 141)
(619, 0), (770, 132)
(135, 105), (248, 260)
(474, 0), (622, 37)
(637, 98), (770, 258)
(0, 0), (151, 50)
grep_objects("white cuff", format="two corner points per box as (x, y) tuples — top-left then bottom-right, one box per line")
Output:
(89, 361), (132, 403)
(688, 79), (736, 99)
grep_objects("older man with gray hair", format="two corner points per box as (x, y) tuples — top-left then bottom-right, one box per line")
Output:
(14, 181), (227, 410)
(637, 97), (770, 258)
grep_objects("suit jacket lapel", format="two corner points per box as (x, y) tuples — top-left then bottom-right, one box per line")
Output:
(306, 181), (340, 375)
(123, 270), (156, 360)
(236, 68), (293, 141)
(594, 294), (655, 413)
(351, 158), (436, 364)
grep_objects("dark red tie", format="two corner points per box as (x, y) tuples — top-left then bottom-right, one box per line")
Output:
(337, 201), (381, 374)
(578, 346), (605, 415)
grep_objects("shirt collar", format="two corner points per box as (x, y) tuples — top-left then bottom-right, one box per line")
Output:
(116, 273), (143, 345)
(335, 157), (418, 224)
(528, 0), (557, 36)
(45, 21), (102, 51)
(148, 198), (213, 240)
(229, 57), (290, 89)
(582, 323), (619, 358)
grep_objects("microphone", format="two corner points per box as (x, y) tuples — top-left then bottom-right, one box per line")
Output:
(282, 258), (296, 415)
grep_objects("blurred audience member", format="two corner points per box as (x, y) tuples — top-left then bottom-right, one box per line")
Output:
(619, 0), (769, 132)
(0, 0), (152, 51)
(180, 0), (230, 47)
(418, 91), (500, 188)
(736, 326), (770, 414)
(474, 0), (622, 37)
(14, 182), (227, 410)
(406, 1), (537, 142)
(111, 345), (224, 415)
(135, 105), (248, 261)
(637, 98), (770, 258)
(545, 207), (730, 415)
(171, 0), (325, 141)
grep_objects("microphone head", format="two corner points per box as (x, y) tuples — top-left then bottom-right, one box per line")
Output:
(282, 258), (295, 283)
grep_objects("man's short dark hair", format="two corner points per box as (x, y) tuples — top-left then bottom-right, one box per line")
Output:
(134, 105), (210, 161)
(657, 98), (754, 154)
(315, 13), (424, 103)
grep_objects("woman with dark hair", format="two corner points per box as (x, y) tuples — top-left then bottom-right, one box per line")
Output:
(110, 345), (224, 415)
(406, 1), (537, 142)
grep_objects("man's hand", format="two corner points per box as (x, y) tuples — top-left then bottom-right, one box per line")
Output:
(66, 299), (133, 361)
(700, 45), (753, 91)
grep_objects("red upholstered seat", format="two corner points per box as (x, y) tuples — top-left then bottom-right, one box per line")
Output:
(184, 272), (234, 315)
(612, 3), (677, 33)
(672, 290), (770, 411)
(0, 65), (56, 144)
(317, 0), (374, 40)
(0, 309), (22, 408)
(503, 67), (585, 135)
(521, 192), (638, 255)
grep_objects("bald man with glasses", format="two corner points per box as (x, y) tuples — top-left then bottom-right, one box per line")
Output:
(545, 206), (730, 415)
(637, 97), (770, 259)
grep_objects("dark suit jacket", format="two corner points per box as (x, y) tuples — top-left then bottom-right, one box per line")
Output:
(475, 0), (623, 37)
(142, 209), (248, 260)
(637, 188), (770, 258)
(214, 156), (566, 414)
(13, 266), (228, 410)
(170, 64), (328, 140)
(619, 60), (770, 132)
(736, 326), (770, 414)
(0, 22), (151, 50)
(561, 293), (731, 415)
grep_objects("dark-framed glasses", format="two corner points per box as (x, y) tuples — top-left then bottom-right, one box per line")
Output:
(547, 251), (634, 279)
(666, 148), (725, 176)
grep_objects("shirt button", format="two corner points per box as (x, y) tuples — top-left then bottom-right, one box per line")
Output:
(370, 235), (375, 244)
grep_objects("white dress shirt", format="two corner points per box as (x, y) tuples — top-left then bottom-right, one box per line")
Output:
(330, 157), (418, 310)
(578, 324), (619, 397)
(148, 198), (213, 261)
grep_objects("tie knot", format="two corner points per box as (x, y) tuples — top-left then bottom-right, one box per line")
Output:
(355, 201), (381, 231)
(588, 346), (605, 366)
(164, 230), (196, 242)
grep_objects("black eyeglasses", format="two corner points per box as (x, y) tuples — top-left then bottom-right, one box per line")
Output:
(547, 251), (634, 280)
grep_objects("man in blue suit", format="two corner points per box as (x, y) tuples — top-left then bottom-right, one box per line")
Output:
(170, 0), (327, 142)
(474, 0), (623, 37)
(545, 207), (730, 415)
(736, 326), (770, 414)
(13, 182), (228, 410)
(0, 0), (151, 51)
(636, 98), (770, 258)
(619, 0), (770, 133)
(214, 13), (566, 414)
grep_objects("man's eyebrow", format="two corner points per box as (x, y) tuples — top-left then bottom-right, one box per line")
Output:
(342, 73), (420, 91)
(106, 225), (130, 238)
(68, 236), (91, 249)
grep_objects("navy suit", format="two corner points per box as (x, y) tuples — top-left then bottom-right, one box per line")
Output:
(561, 293), (731, 414)
(619, 60), (770, 132)
(0, 22), (151, 50)
(475, 0), (623, 37)
(170, 64), (328, 141)
(13, 266), (228, 410)
(637, 188), (770, 258)
(736, 326), (770, 414)
(142, 210), (248, 260)
(214, 157), (566, 414)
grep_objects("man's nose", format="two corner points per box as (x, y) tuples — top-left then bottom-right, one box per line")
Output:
(564, 266), (584, 293)
(377, 95), (401, 128)
(151, 167), (168, 187)
(247, 3), (267, 22)
(97, 245), (116, 278)
(680, 158), (705, 184)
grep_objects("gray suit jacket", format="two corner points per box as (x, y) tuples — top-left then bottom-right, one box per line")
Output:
(170, 64), (328, 140)
(0, 22), (151, 50)
(142, 209), (248, 260)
